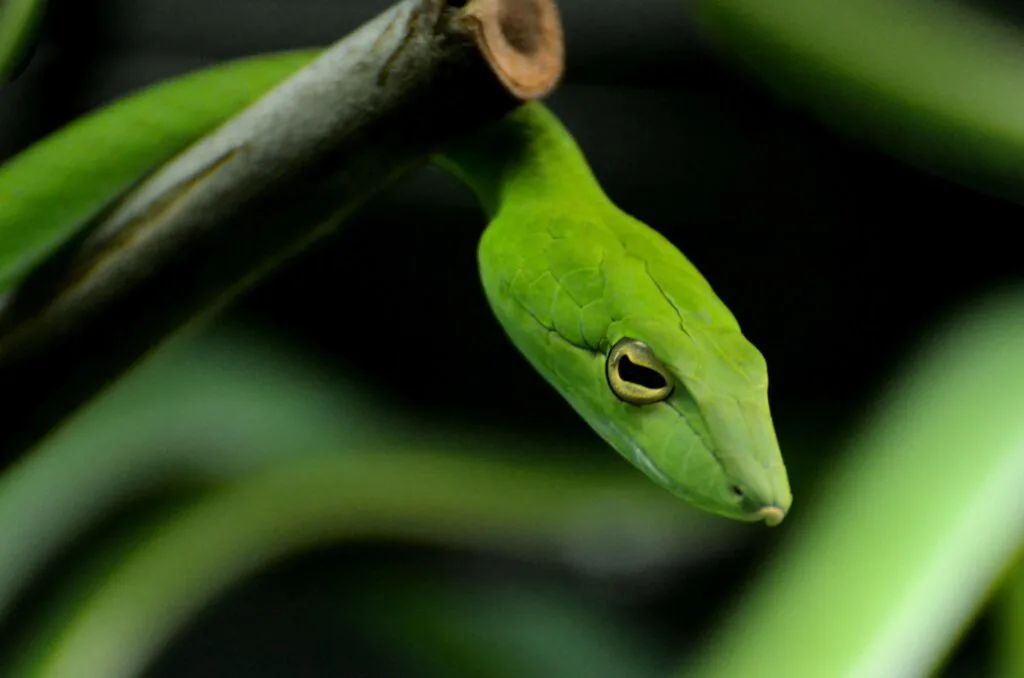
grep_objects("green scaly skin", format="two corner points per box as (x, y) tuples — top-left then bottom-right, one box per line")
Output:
(0, 51), (790, 525)
(438, 104), (790, 523)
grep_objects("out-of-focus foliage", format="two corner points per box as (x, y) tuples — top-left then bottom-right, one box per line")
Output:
(694, 0), (1024, 202)
(0, 0), (45, 84)
(2, 285), (1023, 677)
(345, 567), (671, 678)
(685, 288), (1024, 678)
(0, 327), (739, 677)
(996, 555), (1024, 678)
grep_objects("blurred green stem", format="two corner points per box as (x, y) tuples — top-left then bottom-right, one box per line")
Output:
(682, 287), (1024, 678)
(996, 549), (1024, 678)
(0, 330), (736, 625)
(31, 287), (1024, 678)
(0, 0), (45, 82)
(29, 450), (716, 678)
(693, 0), (1024, 202)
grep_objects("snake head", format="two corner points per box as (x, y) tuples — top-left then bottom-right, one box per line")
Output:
(463, 102), (790, 525)
(478, 205), (792, 526)
(602, 318), (792, 526)
(595, 214), (791, 525)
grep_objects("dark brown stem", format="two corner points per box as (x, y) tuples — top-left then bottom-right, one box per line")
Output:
(0, 0), (564, 466)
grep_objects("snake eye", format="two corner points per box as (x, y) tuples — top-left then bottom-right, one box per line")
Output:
(606, 338), (675, 405)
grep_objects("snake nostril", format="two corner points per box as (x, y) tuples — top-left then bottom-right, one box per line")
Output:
(731, 485), (744, 498)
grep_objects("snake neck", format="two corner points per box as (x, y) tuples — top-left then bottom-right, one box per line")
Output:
(432, 102), (612, 219)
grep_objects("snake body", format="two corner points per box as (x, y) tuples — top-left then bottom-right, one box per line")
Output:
(0, 51), (791, 524)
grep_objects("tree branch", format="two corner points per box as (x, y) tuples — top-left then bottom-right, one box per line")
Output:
(0, 0), (564, 465)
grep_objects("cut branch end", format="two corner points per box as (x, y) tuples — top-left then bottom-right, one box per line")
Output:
(461, 0), (564, 100)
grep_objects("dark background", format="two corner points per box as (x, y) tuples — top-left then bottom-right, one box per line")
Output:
(2, 0), (1020, 675)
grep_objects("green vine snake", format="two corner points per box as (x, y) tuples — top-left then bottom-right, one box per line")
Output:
(438, 103), (790, 523)
(0, 50), (791, 525)
(8, 1), (1024, 676)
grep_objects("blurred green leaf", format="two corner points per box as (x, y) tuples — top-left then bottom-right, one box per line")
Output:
(996, 552), (1024, 678)
(23, 449), (727, 678)
(4, 515), (674, 678)
(694, 0), (1024, 202)
(682, 286), (1024, 678)
(344, 567), (668, 678)
(0, 326), (389, 618)
(0, 495), (204, 678)
(0, 0), (46, 83)
(0, 322), (739, 677)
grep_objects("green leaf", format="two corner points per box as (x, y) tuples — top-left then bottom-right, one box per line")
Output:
(996, 553), (1024, 678)
(693, 0), (1024, 202)
(0, 0), (47, 83)
(27, 448), (729, 678)
(344, 567), (667, 678)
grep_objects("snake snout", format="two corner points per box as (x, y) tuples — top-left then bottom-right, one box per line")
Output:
(755, 505), (786, 527)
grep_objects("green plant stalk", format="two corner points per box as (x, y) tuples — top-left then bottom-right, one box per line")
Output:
(346, 568), (667, 678)
(693, 0), (1024, 202)
(25, 288), (1024, 678)
(0, 327), (737, 676)
(29, 450), (715, 678)
(11, 540), (671, 678)
(0, 0), (46, 82)
(996, 549), (1024, 678)
(681, 287), (1024, 678)
(0, 494), (203, 677)
(0, 329), (371, 618)
(0, 328), (738, 621)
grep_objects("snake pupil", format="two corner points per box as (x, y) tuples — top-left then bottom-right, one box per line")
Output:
(618, 356), (668, 390)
